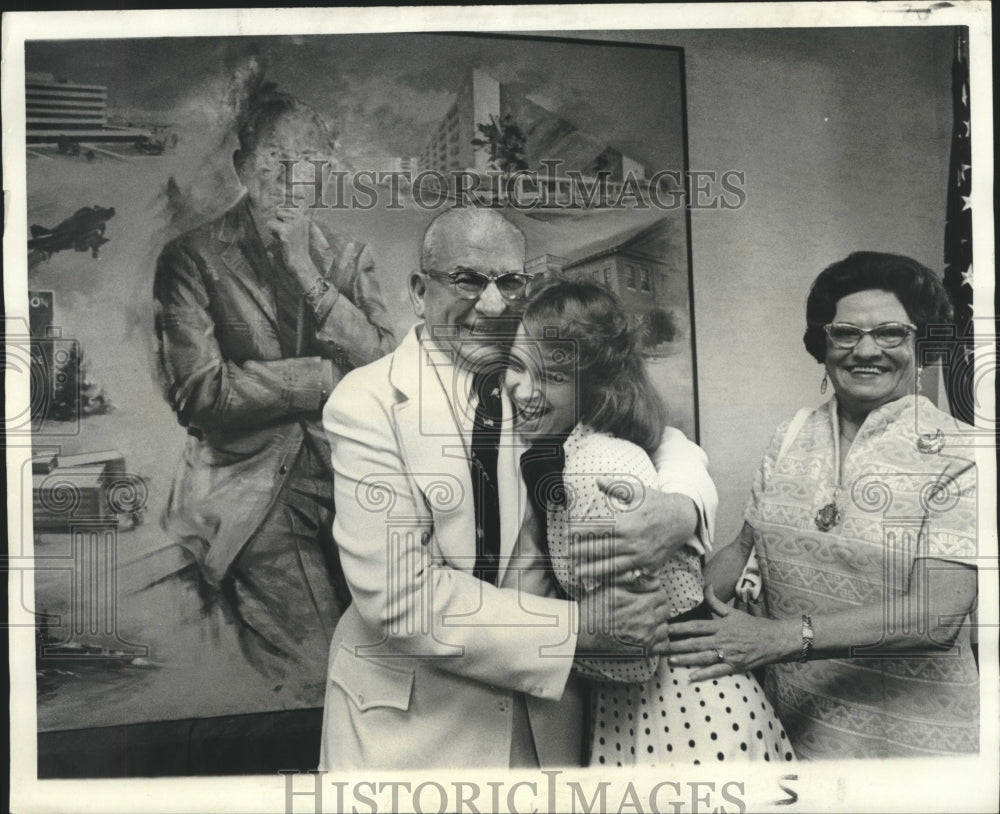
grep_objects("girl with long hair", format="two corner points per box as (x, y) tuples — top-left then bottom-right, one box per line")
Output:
(505, 279), (793, 766)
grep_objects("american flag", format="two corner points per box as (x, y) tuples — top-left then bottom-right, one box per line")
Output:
(942, 27), (974, 424)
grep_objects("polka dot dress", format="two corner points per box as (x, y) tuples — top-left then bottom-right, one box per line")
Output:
(549, 425), (796, 766)
(591, 666), (794, 766)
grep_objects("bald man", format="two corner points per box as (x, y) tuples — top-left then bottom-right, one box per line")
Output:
(319, 207), (716, 768)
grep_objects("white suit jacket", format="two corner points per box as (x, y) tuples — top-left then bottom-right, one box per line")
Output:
(319, 324), (717, 769)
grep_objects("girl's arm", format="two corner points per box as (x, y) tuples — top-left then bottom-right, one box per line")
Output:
(703, 522), (755, 603)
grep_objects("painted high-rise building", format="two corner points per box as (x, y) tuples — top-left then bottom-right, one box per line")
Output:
(420, 68), (500, 175)
(419, 67), (649, 181)
(26, 71), (149, 144)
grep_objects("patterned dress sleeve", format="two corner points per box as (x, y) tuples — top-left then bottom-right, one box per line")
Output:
(552, 427), (661, 684)
(917, 456), (978, 565)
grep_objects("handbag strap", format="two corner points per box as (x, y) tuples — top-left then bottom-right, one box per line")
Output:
(736, 406), (813, 606)
(777, 406), (813, 466)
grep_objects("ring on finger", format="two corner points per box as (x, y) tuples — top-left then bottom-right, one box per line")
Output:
(715, 648), (726, 663)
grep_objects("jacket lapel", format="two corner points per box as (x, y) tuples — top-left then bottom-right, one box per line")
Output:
(391, 328), (477, 571)
(216, 200), (279, 329)
(390, 327), (533, 580)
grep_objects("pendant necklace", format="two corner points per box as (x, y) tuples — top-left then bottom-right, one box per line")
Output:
(814, 493), (842, 533)
(815, 423), (852, 533)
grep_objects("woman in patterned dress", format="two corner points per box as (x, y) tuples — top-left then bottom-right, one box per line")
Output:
(668, 252), (979, 759)
(505, 280), (794, 766)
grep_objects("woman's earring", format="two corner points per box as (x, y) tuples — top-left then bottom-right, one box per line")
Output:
(820, 373), (828, 394)
(916, 366), (924, 394)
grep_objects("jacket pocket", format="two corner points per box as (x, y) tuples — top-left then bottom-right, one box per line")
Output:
(329, 646), (414, 712)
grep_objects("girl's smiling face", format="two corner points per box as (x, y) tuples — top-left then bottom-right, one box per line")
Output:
(504, 327), (578, 441)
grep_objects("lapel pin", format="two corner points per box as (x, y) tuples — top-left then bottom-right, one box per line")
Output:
(916, 429), (945, 454)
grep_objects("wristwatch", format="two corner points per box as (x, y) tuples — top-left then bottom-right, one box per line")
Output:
(799, 614), (814, 662)
(304, 276), (331, 307)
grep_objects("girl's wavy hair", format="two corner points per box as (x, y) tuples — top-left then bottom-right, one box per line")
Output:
(522, 278), (667, 454)
(803, 251), (953, 363)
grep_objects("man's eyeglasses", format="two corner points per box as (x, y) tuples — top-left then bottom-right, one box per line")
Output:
(823, 322), (918, 349)
(423, 269), (535, 302)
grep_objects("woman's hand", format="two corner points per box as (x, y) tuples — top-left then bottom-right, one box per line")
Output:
(666, 586), (798, 681)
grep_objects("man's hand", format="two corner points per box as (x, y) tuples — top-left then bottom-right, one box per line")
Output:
(266, 209), (317, 287)
(576, 582), (671, 657)
(573, 480), (698, 590)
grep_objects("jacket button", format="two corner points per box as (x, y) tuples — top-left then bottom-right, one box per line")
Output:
(279, 465), (288, 475)
(357, 693), (365, 704)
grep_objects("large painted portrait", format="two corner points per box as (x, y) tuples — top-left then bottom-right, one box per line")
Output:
(22, 32), (697, 773)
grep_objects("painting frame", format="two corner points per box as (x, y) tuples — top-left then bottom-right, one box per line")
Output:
(18, 26), (698, 771)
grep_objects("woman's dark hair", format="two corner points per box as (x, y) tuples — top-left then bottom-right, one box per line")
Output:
(803, 251), (954, 363)
(522, 279), (667, 454)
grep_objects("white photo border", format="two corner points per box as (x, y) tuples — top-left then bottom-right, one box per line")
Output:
(4, 3), (996, 813)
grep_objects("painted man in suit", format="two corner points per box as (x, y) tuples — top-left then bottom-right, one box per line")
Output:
(320, 207), (716, 767)
(154, 90), (396, 698)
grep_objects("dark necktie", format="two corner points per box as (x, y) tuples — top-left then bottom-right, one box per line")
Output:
(519, 438), (570, 599)
(271, 254), (303, 357)
(470, 370), (503, 584)
(519, 441), (567, 518)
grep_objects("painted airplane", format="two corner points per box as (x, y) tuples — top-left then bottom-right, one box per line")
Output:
(28, 205), (116, 260)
